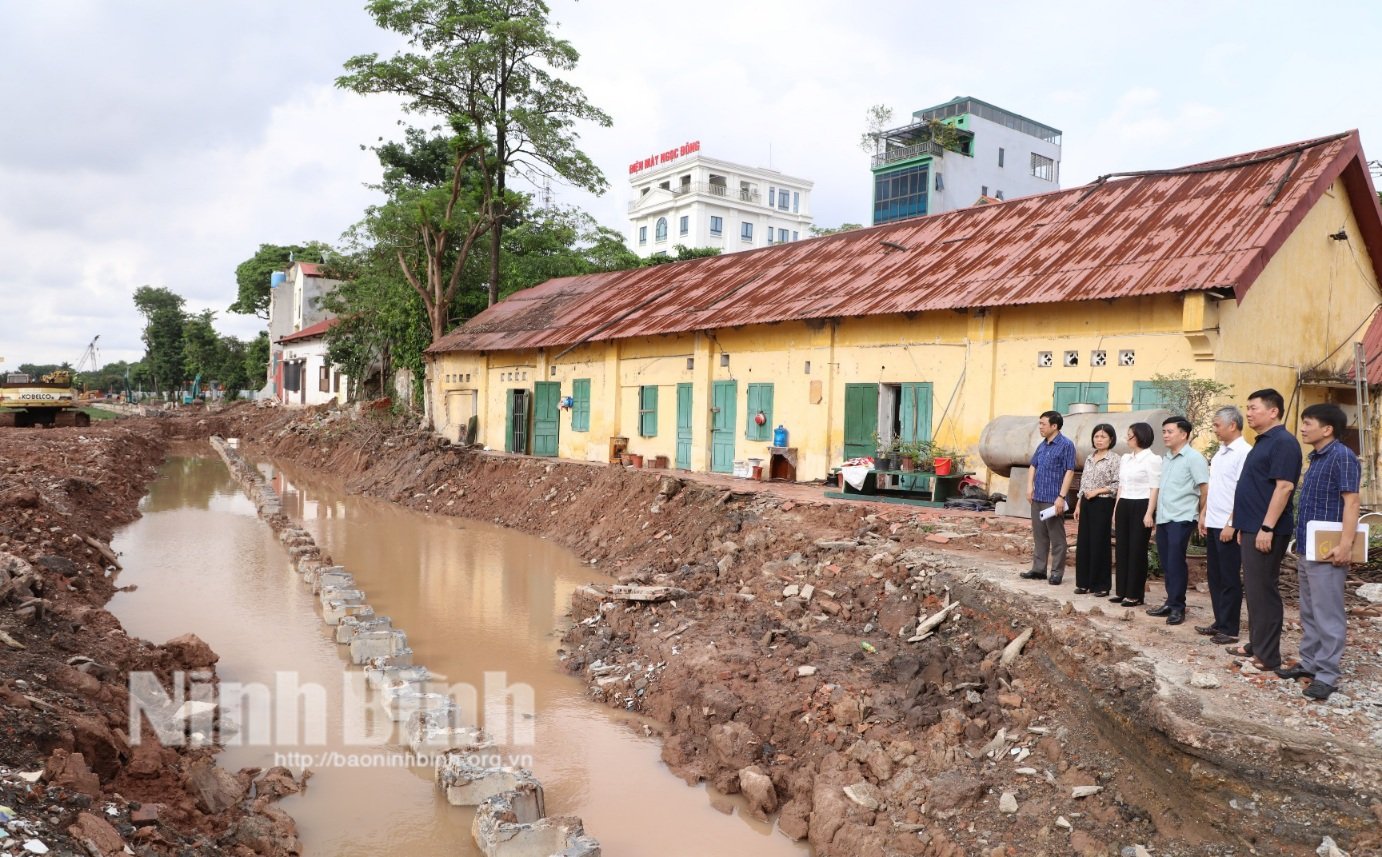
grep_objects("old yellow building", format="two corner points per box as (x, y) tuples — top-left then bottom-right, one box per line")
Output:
(425, 132), (1382, 491)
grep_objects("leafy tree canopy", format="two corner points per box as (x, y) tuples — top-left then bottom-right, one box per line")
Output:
(229, 242), (331, 319)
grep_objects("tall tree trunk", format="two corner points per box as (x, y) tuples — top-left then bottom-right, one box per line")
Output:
(488, 43), (508, 308)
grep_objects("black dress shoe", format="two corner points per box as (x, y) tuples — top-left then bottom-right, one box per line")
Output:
(1092, 590), (1109, 598)
(1120, 598), (1144, 607)
(1108, 594), (1125, 603)
(1048, 575), (1063, 585)
(1167, 610), (1185, 625)
(1194, 625), (1218, 636)
(1073, 587), (1089, 595)
(1303, 679), (1336, 701)
(1275, 663), (1315, 680)
(1019, 570), (1048, 580)
(1145, 604), (1173, 617)
(1210, 633), (1239, 645)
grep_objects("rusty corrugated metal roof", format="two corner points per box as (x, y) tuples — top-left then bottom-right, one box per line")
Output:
(430, 131), (1382, 355)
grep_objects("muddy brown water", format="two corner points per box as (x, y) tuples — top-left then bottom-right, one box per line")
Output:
(110, 449), (809, 856)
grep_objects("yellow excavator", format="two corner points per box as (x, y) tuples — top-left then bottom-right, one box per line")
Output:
(0, 369), (91, 427)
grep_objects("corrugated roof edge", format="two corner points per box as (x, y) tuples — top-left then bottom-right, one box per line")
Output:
(427, 131), (1382, 356)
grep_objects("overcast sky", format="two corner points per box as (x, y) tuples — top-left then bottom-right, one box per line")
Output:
(3, 1), (1381, 368)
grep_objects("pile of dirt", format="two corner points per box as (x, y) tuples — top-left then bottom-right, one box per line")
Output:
(195, 401), (1382, 855)
(0, 420), (306, 856)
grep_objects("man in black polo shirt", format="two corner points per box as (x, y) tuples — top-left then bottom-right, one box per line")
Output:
(1229, 388), (1302, 672)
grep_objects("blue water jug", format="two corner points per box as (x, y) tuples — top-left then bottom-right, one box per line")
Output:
(773, 425), (788, 447)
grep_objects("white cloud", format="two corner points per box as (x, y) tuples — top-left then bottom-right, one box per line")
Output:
(5, 0), (1382, 368)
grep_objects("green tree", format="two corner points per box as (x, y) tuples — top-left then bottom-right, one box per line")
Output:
(133, 286), (188, 398)
(229, 242), (331, 318)
(244, 332), (270, 394)
(1150, 371), (1234, 439)
(641, 244), (722, 267)
(339, 0), (612, 310)
(355, 127), (497, 343)
(182, 310), (221, 383)
(859, 104), (894, 154)
(810, 223), (864, 237)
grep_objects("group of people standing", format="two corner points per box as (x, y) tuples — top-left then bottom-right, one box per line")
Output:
(1021, 389), (1363, 701)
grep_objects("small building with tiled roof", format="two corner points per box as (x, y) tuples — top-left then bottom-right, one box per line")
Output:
(265, 261), (345, 406)
(425, 131), (1382, 490)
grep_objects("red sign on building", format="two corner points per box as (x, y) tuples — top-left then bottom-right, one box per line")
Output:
(629, 140), (701, 175)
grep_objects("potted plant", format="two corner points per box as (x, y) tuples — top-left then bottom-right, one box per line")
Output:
(871, 431), (892, 470)
(898, 438), (928, 472)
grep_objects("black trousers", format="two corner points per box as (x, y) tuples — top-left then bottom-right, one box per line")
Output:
(1205, 527), (1243, 637)
(1242, 532), (1291, 669)
(1074, 496), (1114, 592)
(1113, 498), (1151, 601)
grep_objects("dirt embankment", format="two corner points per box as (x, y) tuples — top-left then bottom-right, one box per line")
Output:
(0, 416), (306, 856)
(211, 402), (1382, 856)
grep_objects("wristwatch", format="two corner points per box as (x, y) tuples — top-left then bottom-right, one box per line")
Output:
(1260, 523), (1275, 533)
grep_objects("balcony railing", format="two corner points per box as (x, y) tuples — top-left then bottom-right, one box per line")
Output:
(871, 139), (946, 168)
(629, 182), (762, 211)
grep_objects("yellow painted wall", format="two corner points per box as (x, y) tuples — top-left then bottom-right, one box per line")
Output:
(425, 180), (1381, 487)
(1215, 176), (1382, 431)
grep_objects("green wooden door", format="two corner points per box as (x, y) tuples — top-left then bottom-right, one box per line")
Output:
(899, 382), (933, 442)
(843, 383), (879, 460)
(1053, 382), (1109, 414)
(532, 382), (559, 457)
(899, 382), (933, 489)
(506, 389), (530, 454)
(676, 383), (693, 470)
(1131, 381), (1171, 411)
(711, 380), (737, 473)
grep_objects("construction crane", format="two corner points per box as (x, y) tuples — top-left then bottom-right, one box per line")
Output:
(71, 335), (101, 399)
(74, 335), (100, 375)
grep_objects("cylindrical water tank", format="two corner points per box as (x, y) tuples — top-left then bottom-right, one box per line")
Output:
(270, 271), (287, 288)
(978, 409), (1173, 477)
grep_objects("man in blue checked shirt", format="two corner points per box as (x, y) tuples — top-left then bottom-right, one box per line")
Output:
(1277, 403), (1362, 702)
(1021, 410), (1076, 585)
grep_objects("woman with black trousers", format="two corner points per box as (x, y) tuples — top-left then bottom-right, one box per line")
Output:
(1074, 423), (1119, 596)
(1112, 422), (1160, 606)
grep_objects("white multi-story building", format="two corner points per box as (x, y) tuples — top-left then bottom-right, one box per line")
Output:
(264, 261), (347, 404)
(870, 97), (1062, 224)
(627, 143), (813, 257)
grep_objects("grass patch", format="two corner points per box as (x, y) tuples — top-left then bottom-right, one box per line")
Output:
(80, 407), (120, 421)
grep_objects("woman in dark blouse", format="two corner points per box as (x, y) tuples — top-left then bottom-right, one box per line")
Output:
(1074, 423), (1119, 596)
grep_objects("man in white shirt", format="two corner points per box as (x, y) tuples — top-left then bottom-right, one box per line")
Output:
(1197, 406), (1251, 644)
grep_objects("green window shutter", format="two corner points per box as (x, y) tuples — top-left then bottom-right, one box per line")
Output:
(639, 385), (658, 437)
(745, 383), (773, 440)
(572, 379), (590, 432)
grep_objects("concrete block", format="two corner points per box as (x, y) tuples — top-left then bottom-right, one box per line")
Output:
(384, 690), (453, 722)
(319, 586), (363, 609)
(472, 789), (601, 857)
(336, 615), (392, 645)
(350, 630), (409, 665)
(407, 711), (491, 756)
(314, 570), (354, 596)
(436, 761), (543, 813)
(365, 662), (429, 689)
(323, 599), (374, 626)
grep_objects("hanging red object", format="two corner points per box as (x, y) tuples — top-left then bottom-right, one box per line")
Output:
(754, 411), (767, 426)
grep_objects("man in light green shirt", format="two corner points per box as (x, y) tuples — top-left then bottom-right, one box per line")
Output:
(1148, 417), (1210, 626)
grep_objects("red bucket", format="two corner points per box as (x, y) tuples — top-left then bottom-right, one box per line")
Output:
(933, 457), (953, 476)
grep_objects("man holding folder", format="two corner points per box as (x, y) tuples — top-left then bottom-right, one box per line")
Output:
(1281, 403), (1363, 701)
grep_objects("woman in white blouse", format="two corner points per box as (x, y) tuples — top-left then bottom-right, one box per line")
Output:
(1112, 422), (1161, 606)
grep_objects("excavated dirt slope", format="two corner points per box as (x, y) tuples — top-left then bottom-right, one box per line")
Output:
(8, 402), (1377, 856)
(211, 401), (1380, 857)
(0, 415), (306, 856)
